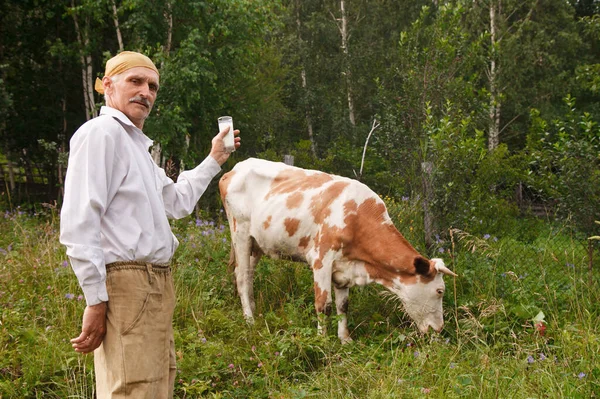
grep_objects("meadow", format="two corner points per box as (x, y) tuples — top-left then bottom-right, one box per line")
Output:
(0, 199), (598, 398)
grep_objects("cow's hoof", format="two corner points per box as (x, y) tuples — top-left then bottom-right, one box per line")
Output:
(340, 336), (353, 345)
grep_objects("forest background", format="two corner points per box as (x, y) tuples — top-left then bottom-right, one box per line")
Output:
(0, 0), (598, 241)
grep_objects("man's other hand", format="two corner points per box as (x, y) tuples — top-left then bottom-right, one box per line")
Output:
(71, 302), (107, 354)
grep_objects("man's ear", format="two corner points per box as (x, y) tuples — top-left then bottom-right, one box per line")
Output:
(102, 76), (113, 95)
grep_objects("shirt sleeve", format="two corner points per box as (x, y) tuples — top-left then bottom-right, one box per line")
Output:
(158, 156), (222, 219)
(60, 120), (119, 306)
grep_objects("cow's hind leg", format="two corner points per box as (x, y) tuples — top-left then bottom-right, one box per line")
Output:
(334, 286), (352, 344)
(232, 233), (262, 322)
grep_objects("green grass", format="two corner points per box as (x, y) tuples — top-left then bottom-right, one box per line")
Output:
(0, 203), (599, 398)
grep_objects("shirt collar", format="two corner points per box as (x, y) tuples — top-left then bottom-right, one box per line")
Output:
(100, 106), (154, 149)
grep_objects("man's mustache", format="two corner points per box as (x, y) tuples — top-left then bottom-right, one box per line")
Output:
(129, 97), (151, 108)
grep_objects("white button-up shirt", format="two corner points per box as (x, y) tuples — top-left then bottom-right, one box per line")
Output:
(60, 106), (221, 306)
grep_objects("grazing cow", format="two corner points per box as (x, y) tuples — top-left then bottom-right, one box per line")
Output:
(219, 158), (456, 342)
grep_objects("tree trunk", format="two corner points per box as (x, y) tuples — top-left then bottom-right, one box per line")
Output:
(488, 1), (500, 151)
(337, 0), (356, 127)
(71, 1), (97, 121)
(296, 0), (316, 157)
(164, 1), (173, 56)
(110, 0), (124, 52)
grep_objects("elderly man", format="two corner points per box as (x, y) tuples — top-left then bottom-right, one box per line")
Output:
(60, 51), (240, 398)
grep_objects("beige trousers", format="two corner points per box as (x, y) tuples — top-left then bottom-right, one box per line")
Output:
(94, 263), (176, 399)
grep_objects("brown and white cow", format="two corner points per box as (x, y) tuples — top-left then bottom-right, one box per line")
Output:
(218, 158), (456, 342)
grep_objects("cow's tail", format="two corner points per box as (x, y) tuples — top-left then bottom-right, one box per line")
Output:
(227, 245), (239, 295)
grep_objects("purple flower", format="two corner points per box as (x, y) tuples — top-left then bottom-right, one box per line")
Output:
(0, 248), (6, 255)
(401, 196), (409, 202)
(228, 363), (234, 369)
(539, 353), (547, 361)
(438, 247), (445, 253)
(201, 338), (207, 344)
(578, 372), (586, 379)
(65, 293), (75, 300)
(483, 234), (491, 240)
(62, 260), (68, 267)
(414, 351), (420, 358)
(449, 363), (456, 369)
(527, 355), (535, 364)
(77, 295), (84, 301)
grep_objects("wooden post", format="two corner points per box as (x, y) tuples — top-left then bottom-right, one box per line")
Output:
(589, 240), (594, 286)
(422, 161), (434, 250)
(284, 155), (294, 166)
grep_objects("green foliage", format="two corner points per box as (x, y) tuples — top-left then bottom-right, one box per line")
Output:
(525, 95), (600, 236)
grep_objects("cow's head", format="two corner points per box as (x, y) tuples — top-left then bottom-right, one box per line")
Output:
(390, 257), (456, 333)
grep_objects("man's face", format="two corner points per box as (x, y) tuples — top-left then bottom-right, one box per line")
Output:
(103, 67), (159, 129)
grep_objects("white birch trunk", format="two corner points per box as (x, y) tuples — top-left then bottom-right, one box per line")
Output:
(296, 0), (316, 156)
(111, 0), (124, 52)
(71, 1), (97, 121)
(488, 2), (500, 151)
(338, 0), (356, 126)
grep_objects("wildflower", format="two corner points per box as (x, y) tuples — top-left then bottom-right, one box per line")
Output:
(47, 285), (52, 290)
(566, 263), (575, 269)
(62, 260), (68, 267)
(449, 363), (456, 369)
(414, 351), (420, 358)
(201, 338), (207, 344)
(257, 362), (263, 368)
(252, 346), (256, 351)
(421, 388), (431, 394)
(539, 353), (547, 361)
(535, 322), (546, 336)
(401, 196), (409, 202)
(77, 295), (84, 301)
(274, 351), (280, 356)
(65, 293), (75, 299)
(578, 372), (586, 379)
(195, 218), (202, 227)
(228, 363), (234, 369)
(0, 248), (6, 255)
(483, 234), (491, 240)
(19, 279), (24, 283)
(438, 247), (445, 254)
(527, 355), (535, 364)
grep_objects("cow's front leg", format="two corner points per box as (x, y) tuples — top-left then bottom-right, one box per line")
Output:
(334, 286), (352, 344)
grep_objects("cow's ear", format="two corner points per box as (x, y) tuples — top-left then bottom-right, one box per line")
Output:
(414, 256), (431, 275)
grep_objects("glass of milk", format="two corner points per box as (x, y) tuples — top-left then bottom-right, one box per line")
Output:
(218, 116), (235, 153)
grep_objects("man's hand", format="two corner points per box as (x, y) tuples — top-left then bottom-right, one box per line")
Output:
(209, 126), (241, 166)
(71, 302), (107, 354)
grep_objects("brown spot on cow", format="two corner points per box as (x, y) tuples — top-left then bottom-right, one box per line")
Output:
(284, 217), (301, 237)
(262, 215), (272, 230)
(298, 235), (311, 249)
(314, 282), (329, 313)
(336, 197), (432, 285)
(233, 217), (237, 233)
(267, 169), (333, 199)
(310, 181), (350, 224)
(286, 192), (304, 209)
(218, 170), (236, 211)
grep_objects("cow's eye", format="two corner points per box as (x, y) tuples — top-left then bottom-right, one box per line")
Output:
(436, 289), (444, 295)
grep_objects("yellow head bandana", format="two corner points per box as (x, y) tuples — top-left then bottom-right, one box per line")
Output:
(94, 51), (159, 94)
